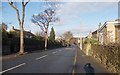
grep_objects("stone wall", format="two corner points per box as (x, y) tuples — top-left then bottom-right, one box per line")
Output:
(82, 42), (120, 74)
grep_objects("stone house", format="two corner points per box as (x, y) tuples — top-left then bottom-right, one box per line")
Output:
(92, 30), (98, 41)
(10, 26), (34, 38)
(94, 19), (120, 45)
(114, 20), (120, 44)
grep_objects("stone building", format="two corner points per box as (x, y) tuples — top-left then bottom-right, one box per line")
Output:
(95, 19), (120, 44)
(92, 30), (98, 41)
(10, 26), (34, 38)
(114, 20), (120, 44)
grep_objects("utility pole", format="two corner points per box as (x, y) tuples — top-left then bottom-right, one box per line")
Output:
(79, 19), (83, 50)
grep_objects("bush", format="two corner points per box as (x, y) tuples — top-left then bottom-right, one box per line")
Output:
(47, 40), (63, 49)
(91, 44), (120, 73)
(32, 35), (44, 41)
(8, 31), (19, 38)
(2, 33), (64, 55)
(2, 37), (45, 55)
(2, 29), (8, 39)
(84, 38), (98, 45)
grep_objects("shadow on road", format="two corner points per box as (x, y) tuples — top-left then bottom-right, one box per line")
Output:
(84, 63), (95, 75)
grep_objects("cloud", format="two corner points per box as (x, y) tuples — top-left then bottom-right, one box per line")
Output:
(54, 2), (118, 37)
(58, 2), (117, 16)
(56, 2), (117, 25)
(23, 2), (117, 37)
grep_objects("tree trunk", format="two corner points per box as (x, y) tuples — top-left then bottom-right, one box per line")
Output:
(67, 43), (69, 47)
(67, 40), (70, 47)
(8, 0), (30, 55)
(19, 4), (25, 54)
(19, 25), (24, 54)
(45, 30), (48, 50)
(45, 32), (48, 50)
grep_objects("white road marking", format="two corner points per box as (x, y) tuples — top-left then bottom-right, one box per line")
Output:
(52, 51), (57, 54)
(0, 63), (26, 74)
(72, 52), (77, 75)
(36, 55), (48, 60)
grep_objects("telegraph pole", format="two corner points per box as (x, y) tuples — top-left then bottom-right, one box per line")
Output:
(79, 19), (83, 50)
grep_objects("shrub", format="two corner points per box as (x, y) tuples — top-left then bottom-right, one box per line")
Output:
(84, 38), (98, 45)
(2, 29), (8, 39)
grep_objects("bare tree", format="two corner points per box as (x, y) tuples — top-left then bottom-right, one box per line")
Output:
(35, 31), (46, 38)
(62, 31), (73, 47)
(31, 8), (58, 50)
(8, 0), (30, 55)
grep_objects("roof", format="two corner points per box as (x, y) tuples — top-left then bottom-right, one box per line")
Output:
(10, 28), (35, 36)
(92, 30), (97, 34)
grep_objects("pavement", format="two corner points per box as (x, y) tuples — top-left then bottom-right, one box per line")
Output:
(1, 46), (110, 74)
(75, 48), (110, 73)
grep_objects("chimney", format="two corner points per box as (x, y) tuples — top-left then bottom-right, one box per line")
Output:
(10, 26), (14, 31)
(99, 22), (102, 29)
(12, 26), (14, 29)
(88, 31), (92, 38)
(29, 30), (31, 32)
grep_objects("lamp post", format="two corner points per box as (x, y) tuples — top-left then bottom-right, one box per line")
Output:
(78, 19), (83, 50)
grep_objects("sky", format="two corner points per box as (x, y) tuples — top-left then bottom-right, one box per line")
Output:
(1, 0), (119, 37)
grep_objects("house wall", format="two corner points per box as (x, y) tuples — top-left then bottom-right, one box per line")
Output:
(98, 22), (119, 45)
(98, 26), (107, 45)
(92, 31), (98, 41)
(10, 26), (34, 38)
(106, 23), (116, 44)
(103, 26), (107, 44)
(115, 26), (120, 43)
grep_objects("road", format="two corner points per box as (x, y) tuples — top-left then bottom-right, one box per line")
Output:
(1, 46), (110, 74)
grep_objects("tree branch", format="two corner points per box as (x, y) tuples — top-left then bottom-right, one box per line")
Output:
(8, 0), (18, 12)
(22, 0), (25, 26)
(24, 0), (30, 6)
(8, 0), (21, 25)
(32, 18), (45, 32)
